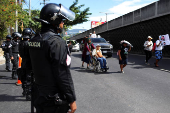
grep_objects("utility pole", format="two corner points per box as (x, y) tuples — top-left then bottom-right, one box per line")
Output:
(40, 0), (50, 6)
(15, 0), (22, 32)
(99, 12), (114, 31)
(29, 0), (31, 17)
(15, 0), (18, 32)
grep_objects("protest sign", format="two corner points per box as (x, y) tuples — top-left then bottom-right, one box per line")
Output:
(159, 34), (170, 46)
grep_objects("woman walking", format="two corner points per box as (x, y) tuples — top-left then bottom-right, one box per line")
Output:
(154, 37), (163, 67)
(82, 38), (95, 69)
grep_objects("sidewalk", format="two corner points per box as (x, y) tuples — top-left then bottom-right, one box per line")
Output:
(112, 52), (170, 72)
(0, 55), (5, 65)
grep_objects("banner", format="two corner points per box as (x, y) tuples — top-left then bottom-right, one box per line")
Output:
(91, 21), (105, 28)
(159, 34), (170, 46)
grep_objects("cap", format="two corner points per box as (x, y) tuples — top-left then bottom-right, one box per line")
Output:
(96, 44), (101, 47)
(148, 36), (153, 39)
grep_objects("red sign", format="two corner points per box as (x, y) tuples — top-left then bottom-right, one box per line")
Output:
(91, 21), (105, 28)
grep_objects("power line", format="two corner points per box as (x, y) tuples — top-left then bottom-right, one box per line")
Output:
(32, 0), (41, 9)
(40, 0), (50, 6)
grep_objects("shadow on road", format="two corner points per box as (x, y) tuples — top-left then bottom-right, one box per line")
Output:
(112, 53), (170, 72)
(0, 70), (9, 72)
(94, 71), (121, 75)
(0, 94), (25, 101)
(71, 52), (170, 73)
(74, 69), (94, 74)
(70, 67), (81, 70)
(0, 75), (12, 80)
(0, 83), (15, 85)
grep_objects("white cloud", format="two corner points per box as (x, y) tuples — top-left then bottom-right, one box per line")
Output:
(72, 14), (120, 30)
(109, 0), (149, 15)
(72, 0), (158, 30)
(90, 14), (120, 22)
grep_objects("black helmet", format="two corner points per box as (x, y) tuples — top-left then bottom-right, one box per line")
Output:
(22, 28), (35, 38)
(34, 3), (75, 25)
(12, 32), (22, 39)
(6, 35), (12, 39)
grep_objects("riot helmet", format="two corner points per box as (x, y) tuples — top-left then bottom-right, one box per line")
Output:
(12, 32), (22, 39)
(22, 28), (35, 39)
(6, 35), (12, 39)
(34, 3), (75, 28)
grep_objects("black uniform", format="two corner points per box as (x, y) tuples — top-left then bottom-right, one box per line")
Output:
(1, 40), (12, 70)
(11, 39), (20, 79)
(29, 28), (76, 113)
(19, 40), (32, 99)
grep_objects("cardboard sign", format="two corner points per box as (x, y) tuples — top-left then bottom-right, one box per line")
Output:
(159, 34), (170, 46)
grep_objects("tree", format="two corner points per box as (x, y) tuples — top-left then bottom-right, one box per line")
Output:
(0, 0), (22, 40)
(18, 9), (41, 33)
(64, 0), (92, 31)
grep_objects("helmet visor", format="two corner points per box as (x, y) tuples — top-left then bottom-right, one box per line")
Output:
(59, 4), (75, 21)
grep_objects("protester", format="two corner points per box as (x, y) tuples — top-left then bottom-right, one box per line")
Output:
(81, 36), (88, 66)
(91, 31), (97, 38)
(144, 36), (153, 65)
(154, 37), (163, 67)
(92, 44), (107, 70)
(118, 41), (131, 73)
(82, 38), (95, 69)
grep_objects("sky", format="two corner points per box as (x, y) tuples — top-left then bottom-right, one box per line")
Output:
(23, 0), (158, 30)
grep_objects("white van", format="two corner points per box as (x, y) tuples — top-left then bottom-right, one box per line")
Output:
(66, 40), (80, 52)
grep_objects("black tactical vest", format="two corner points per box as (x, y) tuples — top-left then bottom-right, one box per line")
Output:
(12, 40), (20, 53)
(29, 32), (68, 87)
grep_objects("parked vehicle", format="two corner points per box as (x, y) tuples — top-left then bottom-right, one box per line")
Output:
(66, 40), (80, 52)
(90, 38), (113, 57)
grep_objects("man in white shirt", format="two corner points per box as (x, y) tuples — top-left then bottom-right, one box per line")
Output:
(144, 36), (153, 65)
(154, 37), (163, 67)
(91, 31), (97, 38)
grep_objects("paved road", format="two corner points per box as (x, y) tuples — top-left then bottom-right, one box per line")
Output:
(0, 52), (170, 113)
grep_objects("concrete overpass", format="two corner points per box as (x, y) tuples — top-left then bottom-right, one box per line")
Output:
(70, 0), (170, 57)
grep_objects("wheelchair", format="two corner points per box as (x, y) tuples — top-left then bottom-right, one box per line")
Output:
(89, 56), (109, 72)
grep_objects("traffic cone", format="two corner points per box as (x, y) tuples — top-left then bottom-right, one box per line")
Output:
(18, 57), (22, 68)
(16, 57), (22, 86)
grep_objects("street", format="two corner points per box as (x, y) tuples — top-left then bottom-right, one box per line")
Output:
(0, 52), (170, 113)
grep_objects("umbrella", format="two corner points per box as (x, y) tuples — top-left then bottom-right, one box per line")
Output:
(120, 40), (133, 47)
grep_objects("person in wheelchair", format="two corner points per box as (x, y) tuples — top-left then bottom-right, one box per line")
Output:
(92, 44), (108, 71)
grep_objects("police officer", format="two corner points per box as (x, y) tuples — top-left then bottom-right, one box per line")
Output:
(19, 28), (34, 100)
(29, 3), (77, 113)
(1, 35), (12, 71)
(11, 32), (21, 79)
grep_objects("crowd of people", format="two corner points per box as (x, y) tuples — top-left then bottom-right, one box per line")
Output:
(144, 36), (165, 67)
(79, 34), (167, 73)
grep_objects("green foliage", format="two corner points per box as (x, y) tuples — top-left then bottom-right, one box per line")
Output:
(0, 0), (91, 40)
(64, 0), (92, 30)
(63, 36), (71, 40)
(0, 0), (22, 40)
(18, 9), (41, 33)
